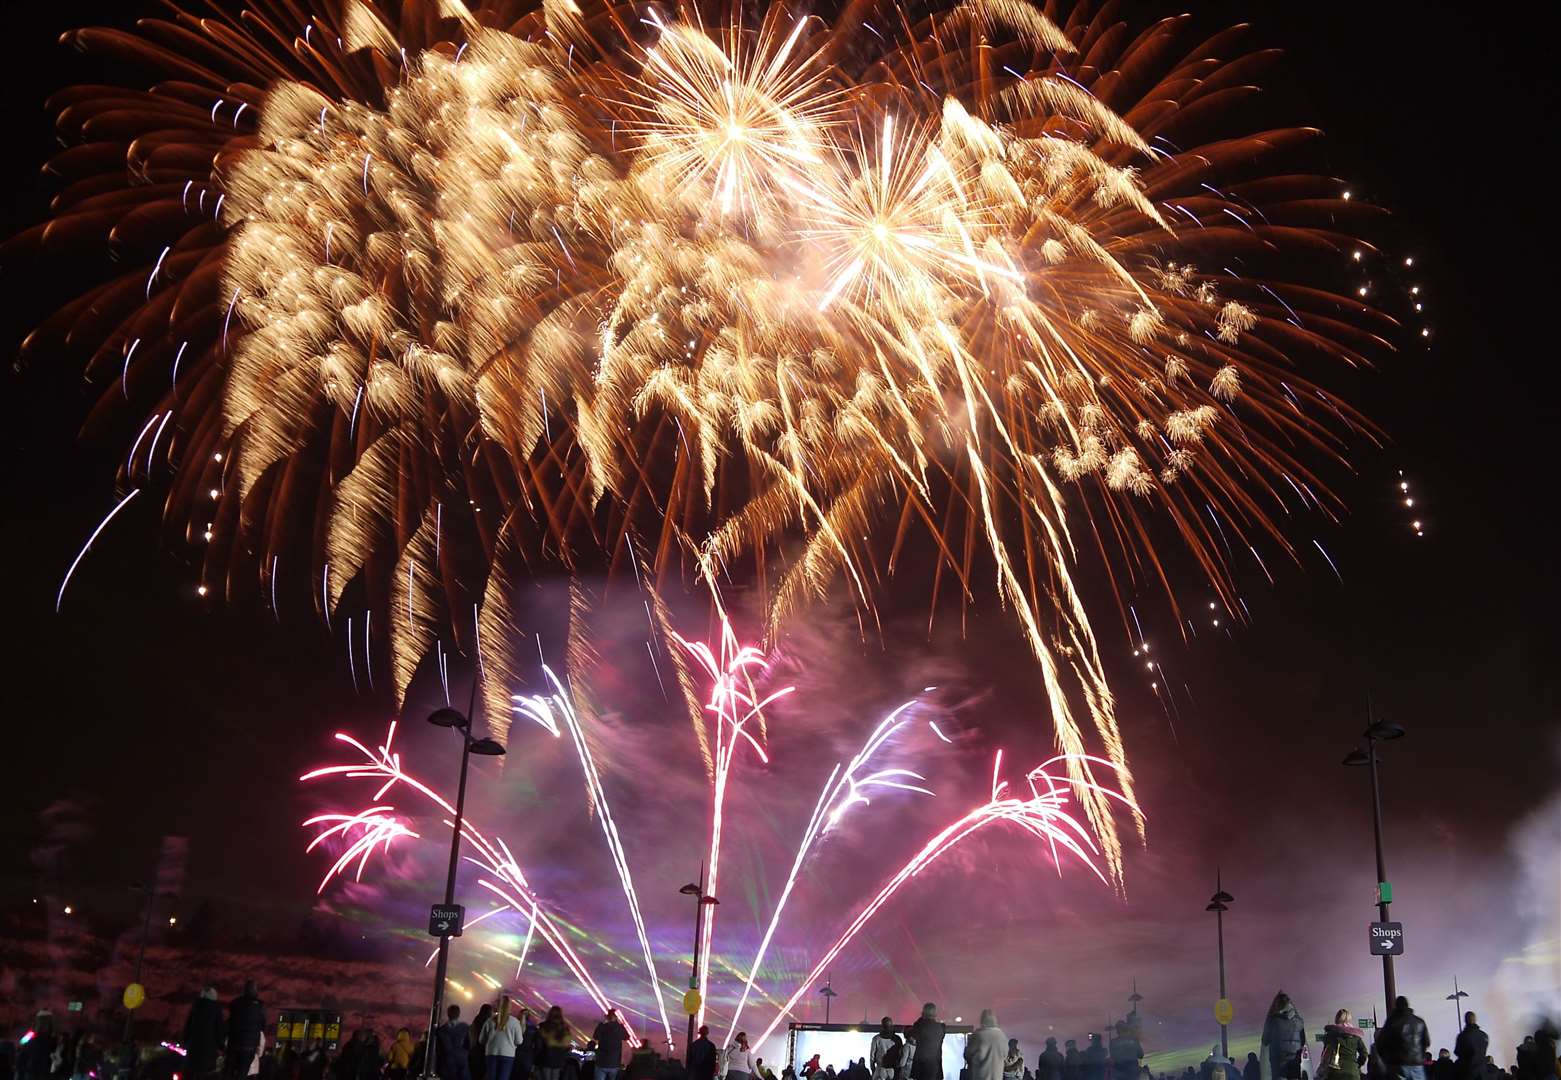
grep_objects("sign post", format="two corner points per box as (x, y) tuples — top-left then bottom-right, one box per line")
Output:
(1214, 999), (1234, 1027)
(429, 903), (465, 938)
(1369, 921), (1404, 956)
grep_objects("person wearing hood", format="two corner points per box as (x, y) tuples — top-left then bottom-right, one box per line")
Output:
(1320, 1010), (1369, 1080)
(1062, 1043), (1081, 1080)
(908, 1005), (947, 1080)
(1035, 1040), (1063, 1080)
(1433, 1052), (1455, 1080)
(1261, 994), (1307, 1080)
(387, 1030), (415, 1080)
(1244, 1055), (1262, 1080)
(225, 982), (267, 1079)
(1081, 1037), (1108, 1080)
(1375, 998), (1430, 1080)
(185, 988), (227, 1078)
(1454, 1016), (1488, 1080)
(871, 1018), (905, 1080)
(964, 1012), (1006, 1080)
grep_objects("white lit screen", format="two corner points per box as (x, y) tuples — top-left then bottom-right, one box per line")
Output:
(785, 1028), (968, 1080)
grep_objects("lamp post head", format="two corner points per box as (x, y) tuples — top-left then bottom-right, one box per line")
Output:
(700, 895), (720, 906)
(1205, 901), (1229, 913)
(428, 708), (468, 729)
(469, 737), (506, 756)
(1210, 890), (1234, 905)
(1366, 719), (1406, 742)
(1342, 748), (1371, 767)
(679, 883), (702, 896)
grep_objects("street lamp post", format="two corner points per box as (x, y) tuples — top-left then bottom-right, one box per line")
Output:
(124, 880), (156, 1041)
(818, 976), (838, 1025)
(421, 706), (506, 1080)
(1206, 872), (1234, 1061)
(680, 872), (719, 1059)
(1446, 977), (1469, 1035)
(1342, 717), (1406, 1016)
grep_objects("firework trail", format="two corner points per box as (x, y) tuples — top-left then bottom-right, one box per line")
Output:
(751, 751), (1139, 1047)
(513, 667), (674, 1047)
(670, 612), (794, 1029)
(724, 700), (932, 1043)
(299, 722), (637, 1039)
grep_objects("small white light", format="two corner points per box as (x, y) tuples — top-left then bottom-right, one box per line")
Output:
(1410, 286), (1420, 295)
(213, 452), (223, 462)
(168, 916), (178, 926)
(1405, 498), (1414, 507)
(1412, 520), (1422, 529)
(1352, 250), (1363, 261)
(1145, 661), (1153, 671)
(64, 905), (73, 915)
(1400, 482), (1409, 491)
(197, 585), (209, 597)
(1415, 303), (1423, 311)
(1342, 190), (1353, 200)
(1358, 286), (1368, 296)
(209, 488), (220, 500)
(1404, 257), (1414, 267)
(1421, 328), (1430, 337)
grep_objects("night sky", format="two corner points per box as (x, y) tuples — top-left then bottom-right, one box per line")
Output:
(1, 0), (1556, 1068)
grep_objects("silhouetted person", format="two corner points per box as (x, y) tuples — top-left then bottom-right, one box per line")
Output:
(1244, 1054), (1261, 1080)
(536, 1007), (570, 1080)
(1037, 1040), (1064, 1080)
(224, 982), (266, 1078)
(1063, 1043), (1082, 1080)
(590, 1010), (627, 1080)
(1081, 1036), (1108, 1080)
(1110, 1024), (1143, 1080)
(965, 1012), (1005, 1080)
(687, 1027), (718, 1080)
(1454, 1017), (1488, 1080)
(1261, 995), (1306, 1080)
(908, 1005), (948, 1080)
(437, 1005), (472, 1080)
(1434, 1051), (1455, 1080)
(1376, 998), (1430, 1080)
(185, 989), (226, 1078)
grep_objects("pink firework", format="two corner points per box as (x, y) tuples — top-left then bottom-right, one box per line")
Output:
(671, 612), (795, 1030)
(751, 751), (1140, 1047)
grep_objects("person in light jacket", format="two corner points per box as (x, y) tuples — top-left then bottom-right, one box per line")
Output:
(724, 1034), (758, 1080)
(872, 1019), (905, 1080)
(965, 1011), (1007, 1080)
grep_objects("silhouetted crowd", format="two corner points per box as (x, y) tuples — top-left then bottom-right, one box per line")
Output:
(4, 985), (1556, 1080)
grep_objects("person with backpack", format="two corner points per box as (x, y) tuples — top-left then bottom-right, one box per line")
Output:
(872, 1019), (904, 1080)
(1262, 995), (1307, 1080)
(1320, 1010), (1369, 1080)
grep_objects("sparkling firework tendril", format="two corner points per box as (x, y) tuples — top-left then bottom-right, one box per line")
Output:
(670, 611), (794, 1029)
(299, 722), (639, 1041)
(19, 0), (1396, 893)
(751, 751), (1140, 1047)
(724, 699), (932, 1043)
(513, 667), (674, 1046)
